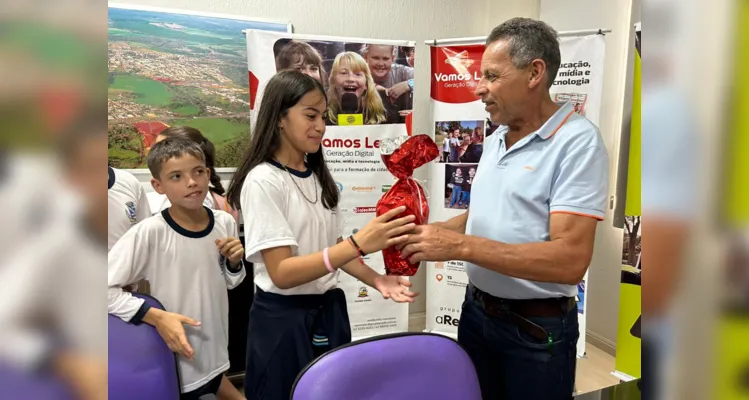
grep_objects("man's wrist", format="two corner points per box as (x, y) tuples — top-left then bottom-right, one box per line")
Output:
(457, 234), (476, 262)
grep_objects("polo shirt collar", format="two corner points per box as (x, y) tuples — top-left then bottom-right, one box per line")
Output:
(535, 101), (575, 140)
(495, 101), (575, 148)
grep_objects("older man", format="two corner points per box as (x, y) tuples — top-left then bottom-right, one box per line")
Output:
(401, 18), (609, 399)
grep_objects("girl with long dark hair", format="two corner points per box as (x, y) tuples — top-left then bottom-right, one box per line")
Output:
(226, 70), (417, 399)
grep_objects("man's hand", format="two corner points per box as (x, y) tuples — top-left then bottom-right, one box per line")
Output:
(372, 275), (419, 303)
(399, 224), (466, 263)
(144, 308), (200, 360)
(216, 237), (244, 267)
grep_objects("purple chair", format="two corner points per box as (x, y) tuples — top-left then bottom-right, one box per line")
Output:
(0, 363), (74, 400)
(291, 332), (482, 400)
(108, 293), (181, 400)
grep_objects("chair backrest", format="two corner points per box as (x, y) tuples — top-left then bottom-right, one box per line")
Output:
(291, 332), (481, 400)
(108, 293), (181, 400)
(0, 363), (74, 400)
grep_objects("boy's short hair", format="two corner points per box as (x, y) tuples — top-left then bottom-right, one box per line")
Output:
(147, 137), (205, 179)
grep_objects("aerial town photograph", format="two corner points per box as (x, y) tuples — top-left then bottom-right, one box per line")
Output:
(107, 6), (286, 168)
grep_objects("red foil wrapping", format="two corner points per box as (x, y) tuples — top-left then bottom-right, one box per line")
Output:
(375, 134), (440, 276)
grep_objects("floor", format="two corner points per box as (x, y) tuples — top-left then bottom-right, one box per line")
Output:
(408, 312), (620, 395)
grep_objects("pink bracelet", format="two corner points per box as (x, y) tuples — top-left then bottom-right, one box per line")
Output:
(323, 247), (335, 273)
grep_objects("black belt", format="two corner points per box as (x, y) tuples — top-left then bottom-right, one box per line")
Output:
(470, 284), (575, 341)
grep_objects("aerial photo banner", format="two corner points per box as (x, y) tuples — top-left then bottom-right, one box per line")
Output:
(107, 3), (289, 169)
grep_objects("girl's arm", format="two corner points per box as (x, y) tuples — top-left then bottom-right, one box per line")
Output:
(260, 240), (359, 290)
(335, 237), (379, 288)
(260, 207), (415, 290)
(336, 237), (419, 303)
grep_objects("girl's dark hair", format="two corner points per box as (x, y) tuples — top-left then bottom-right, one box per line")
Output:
(227, 70), (338, 210)
(158, 126), (225, 195)
(275, 40), (327, 84)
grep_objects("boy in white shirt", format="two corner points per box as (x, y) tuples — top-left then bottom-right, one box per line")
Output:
(108, 138), (246, 400)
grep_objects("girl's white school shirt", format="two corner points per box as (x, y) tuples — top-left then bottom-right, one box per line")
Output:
(108, 207), (246, 393)
(241, 161), (344, 295)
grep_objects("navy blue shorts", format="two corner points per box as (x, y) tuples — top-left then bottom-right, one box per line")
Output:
(180, 373), (222, 400)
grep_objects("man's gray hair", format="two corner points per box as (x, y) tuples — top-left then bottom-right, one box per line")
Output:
(486, 18), (561, 88)
(360, 44), (398, 59)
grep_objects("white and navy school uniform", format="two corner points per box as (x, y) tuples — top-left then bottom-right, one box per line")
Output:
(240, 160), (350, 400)
(108, 207), (246, 394)
(147, 190), (215, 216)
(108, 167), (151, 251)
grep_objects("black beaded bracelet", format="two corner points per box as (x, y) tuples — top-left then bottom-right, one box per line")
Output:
(348, 235), (367, 257)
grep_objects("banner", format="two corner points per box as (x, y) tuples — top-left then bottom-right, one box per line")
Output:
(425, 34), (606, 358)
(614, 23), (642, 381)
(107, 4), (289, 169)
(246, 30), (415, 340)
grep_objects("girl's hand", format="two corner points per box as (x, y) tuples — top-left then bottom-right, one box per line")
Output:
(354, 206), (415, 254)
(373, 275), (419, 303)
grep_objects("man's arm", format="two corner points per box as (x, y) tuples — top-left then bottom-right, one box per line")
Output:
(460, 213), (597, 284)
(433, 211), (468, 234)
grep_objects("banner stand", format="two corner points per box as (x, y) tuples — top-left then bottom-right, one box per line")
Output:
(424, 29), (608, 358)
(246, 30), (415, 340)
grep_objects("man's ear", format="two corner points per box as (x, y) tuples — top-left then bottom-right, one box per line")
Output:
(151, 178), (165, 195)
(528, 59), (548, 89)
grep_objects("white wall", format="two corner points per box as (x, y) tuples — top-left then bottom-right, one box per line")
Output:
(124, 0), (541, 313)
(540, 0), (637, 352)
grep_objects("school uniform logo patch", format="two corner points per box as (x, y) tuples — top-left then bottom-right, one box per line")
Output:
(125, 201), (137, 224)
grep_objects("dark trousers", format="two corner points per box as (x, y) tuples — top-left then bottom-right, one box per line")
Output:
(457, 286), (579, 400)
(244, 288), (351, 400)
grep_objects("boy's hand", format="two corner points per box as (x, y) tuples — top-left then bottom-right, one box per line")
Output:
(144, 308), (200, 360)
(216, 237), (244, 267)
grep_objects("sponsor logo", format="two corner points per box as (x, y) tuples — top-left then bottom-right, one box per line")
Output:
(382, 184), (392, 193)
(444, 50), (474, 69)
(336, 181), (343, 192)
(430, 45), (484, 104)
(358, 287), (369, 298)
(435, 315), (460, 327)
(354, 206), (376, 214)
(352, 186), (375, 193)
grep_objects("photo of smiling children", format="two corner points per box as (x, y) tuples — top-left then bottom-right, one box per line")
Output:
(272, 39), (414, 125)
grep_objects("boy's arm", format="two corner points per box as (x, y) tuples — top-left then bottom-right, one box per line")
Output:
(109, 226), (200, 360)
(220, 216), (246, 289)
(108, 228), (150, 323)
(223, 257), (247, 290)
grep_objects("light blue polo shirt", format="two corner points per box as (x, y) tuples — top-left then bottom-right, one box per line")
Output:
(466, 101), (609, 299)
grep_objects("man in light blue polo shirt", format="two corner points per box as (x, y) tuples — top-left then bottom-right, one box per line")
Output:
(401, 18), (609, 399)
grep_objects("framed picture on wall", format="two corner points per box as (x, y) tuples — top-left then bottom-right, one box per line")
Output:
(107, 3), (291, 173)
